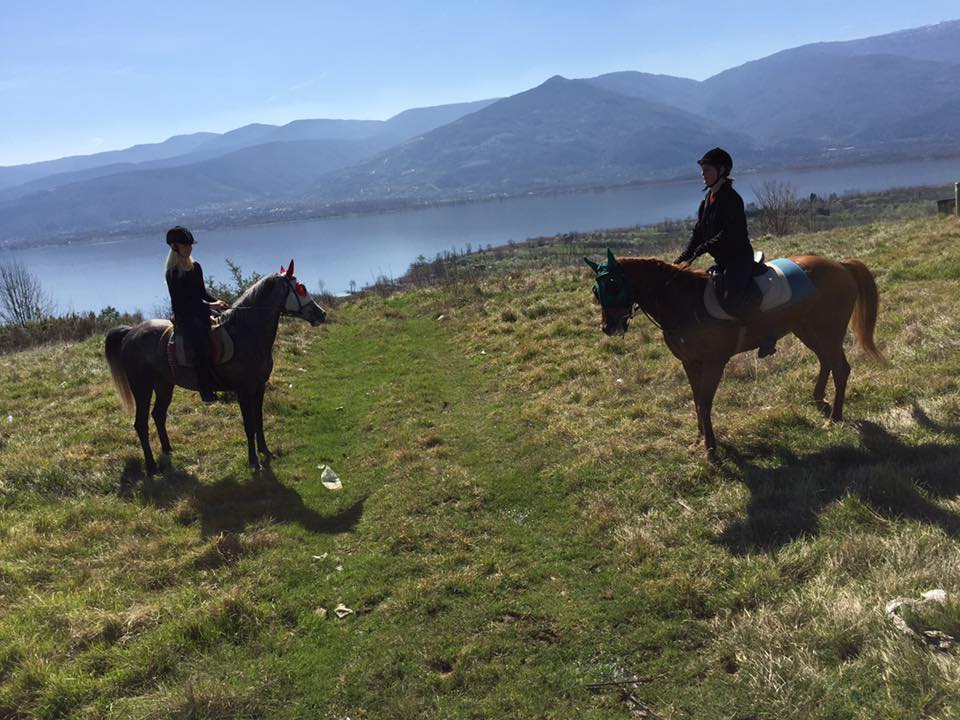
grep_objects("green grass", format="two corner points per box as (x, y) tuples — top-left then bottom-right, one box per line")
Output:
(2, 214), (960, 718)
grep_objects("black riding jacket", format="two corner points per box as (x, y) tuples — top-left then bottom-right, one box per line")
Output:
(166, 262), (216, 324)
(676, 180), (754, 268)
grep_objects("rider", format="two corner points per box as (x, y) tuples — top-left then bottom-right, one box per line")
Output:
(674, 148), (776, 358)
(165, 226), (228, 402)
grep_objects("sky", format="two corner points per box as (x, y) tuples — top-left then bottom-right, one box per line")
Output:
(2, 0), (958, 167)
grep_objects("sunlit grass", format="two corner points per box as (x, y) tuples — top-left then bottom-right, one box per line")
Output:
(1, 214), (960, 717)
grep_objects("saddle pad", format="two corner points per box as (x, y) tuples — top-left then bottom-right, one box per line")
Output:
(173, 324), (234, 367)
(704, 258), (812, 321)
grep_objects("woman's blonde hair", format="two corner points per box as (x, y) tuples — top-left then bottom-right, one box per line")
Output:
(165, 247), (194, 275)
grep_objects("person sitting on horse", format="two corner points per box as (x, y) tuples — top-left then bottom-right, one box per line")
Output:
(164, 226), (228, 403)
(674, 147), (776, 358)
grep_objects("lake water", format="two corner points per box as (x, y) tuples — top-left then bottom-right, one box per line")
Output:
(11, 157), (960, 315)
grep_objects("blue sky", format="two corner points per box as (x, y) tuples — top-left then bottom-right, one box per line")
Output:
(2, 1), (957, 166)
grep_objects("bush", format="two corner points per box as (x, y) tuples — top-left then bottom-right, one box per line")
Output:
(0, 309), (143, 355)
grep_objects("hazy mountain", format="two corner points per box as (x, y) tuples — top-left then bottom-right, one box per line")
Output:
(0, 100), (498, 201)
(310, 76), (754, 201)
(584, 71), (703, 114)
(0, 139), (374, 241)
(374, 99), (499, 144)
(820, 18), (960, 64)
(700, 49), (960, 147)
(0, 132), (217, 190)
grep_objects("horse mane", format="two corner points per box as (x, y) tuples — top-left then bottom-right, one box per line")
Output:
(233, 274), (283, 309)
(218, 274), (286, 334)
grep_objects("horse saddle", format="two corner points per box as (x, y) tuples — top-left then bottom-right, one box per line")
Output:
(169, 321), (235, 367)
(704, 255), (815, 321)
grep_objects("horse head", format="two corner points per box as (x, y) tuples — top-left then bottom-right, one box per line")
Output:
(278, 259), (327, 326)
(585, 248), (634, 336)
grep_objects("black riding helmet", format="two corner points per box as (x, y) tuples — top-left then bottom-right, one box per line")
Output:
(166, 225), (195, 246)
(697, 147), (733, 176)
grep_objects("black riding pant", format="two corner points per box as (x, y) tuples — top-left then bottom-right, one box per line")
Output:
(178, 315), (214, 392)
(714, 253), (761, 319)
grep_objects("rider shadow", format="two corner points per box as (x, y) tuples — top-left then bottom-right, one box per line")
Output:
(117, 459), (364, 538)
(717, 407), (960, 556)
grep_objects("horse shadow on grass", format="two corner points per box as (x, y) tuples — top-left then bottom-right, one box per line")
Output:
(717, 405), (960, 556)
(117, 458), (364, 538)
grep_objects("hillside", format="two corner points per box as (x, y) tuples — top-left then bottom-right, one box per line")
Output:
(312, 76), (754, 201)
(2, 215), (960, 717)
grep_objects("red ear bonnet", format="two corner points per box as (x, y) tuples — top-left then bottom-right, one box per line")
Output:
(285, 259), (295, 278)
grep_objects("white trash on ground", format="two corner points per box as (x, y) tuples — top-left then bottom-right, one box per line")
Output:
(334, 603), (354, 619)
(885, 588), (954, 650)
(318, 464), (342, 490)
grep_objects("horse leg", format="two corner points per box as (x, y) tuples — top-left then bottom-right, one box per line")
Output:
(238, 391), (262, 471)
(794, 323), (847, 419)
(152, 381), (175, 455)
(254, 383), (272, 460)
(681, 359), (704, 439)
(131, 380), (157, 474)
(830, 349), (851, 422)
(697, 361), (727, 459)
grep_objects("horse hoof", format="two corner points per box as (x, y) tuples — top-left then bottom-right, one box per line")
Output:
(816, 401), (832, 418)
(145, 462), (159, 476)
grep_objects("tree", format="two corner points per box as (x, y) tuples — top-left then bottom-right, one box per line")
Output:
(754, 180), (800, 236)
(0, 260), (54, 326)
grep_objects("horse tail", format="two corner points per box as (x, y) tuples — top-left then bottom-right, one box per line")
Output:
(840, 259), (887, 364)
(104, 326), (135, 414)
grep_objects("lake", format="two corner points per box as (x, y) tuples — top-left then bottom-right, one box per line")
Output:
(11, 157), (960, 315)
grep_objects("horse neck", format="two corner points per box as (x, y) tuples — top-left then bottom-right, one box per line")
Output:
(621, 257), (705, 328)
(224, 276), (284, 347)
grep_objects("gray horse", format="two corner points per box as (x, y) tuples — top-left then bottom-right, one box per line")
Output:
(105, 260), (326, 473)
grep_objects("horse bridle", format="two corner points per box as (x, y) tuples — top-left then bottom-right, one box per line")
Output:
(596, 261), (687, 333)
(279, 276), (312, 317)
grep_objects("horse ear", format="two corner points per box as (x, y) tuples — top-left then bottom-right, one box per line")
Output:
(285, 259), (295, 278)
(583, 257), (600, 272)
(606, 248), (617, 267)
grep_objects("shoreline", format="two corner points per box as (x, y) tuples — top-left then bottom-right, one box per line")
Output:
(7, 154), (960, 253)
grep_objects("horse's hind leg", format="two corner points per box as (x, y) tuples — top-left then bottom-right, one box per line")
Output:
(131, 380), (157, 474)
(238, 391), (262, 471)
(830, 349), (851, 422)
(254, 384), (272, 460)
(812, 360), (832, 417)
(794, 323), (849, 421)
(152, 381), (174, 455)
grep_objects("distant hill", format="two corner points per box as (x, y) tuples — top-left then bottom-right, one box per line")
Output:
(0, 139), (375, 240)
(311, 76), (753, 201)
(0, 100), (498, 200)
(0, 132), (216, 190)
(583, 71), (703, 114)
(700, 49), (960, 148)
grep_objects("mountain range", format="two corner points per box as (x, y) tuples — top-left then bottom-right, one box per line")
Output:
(2, 19), (959, 245)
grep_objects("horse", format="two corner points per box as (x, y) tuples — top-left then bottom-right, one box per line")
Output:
(105, 260), (326, 473)
(585, 250), (885, 459)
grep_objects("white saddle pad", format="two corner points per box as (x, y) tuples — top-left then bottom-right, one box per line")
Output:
(704, 262), (792, 320)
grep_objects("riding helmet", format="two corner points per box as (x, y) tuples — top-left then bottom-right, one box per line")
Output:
(166, 226), (195, 246)
(697, 147), (733, 174)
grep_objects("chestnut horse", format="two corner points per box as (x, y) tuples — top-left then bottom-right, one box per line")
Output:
(586, 250), (885, 458)
(105, 260), (326, 473)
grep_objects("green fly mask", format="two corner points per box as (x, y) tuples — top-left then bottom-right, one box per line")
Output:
(584, 249), (634, 308)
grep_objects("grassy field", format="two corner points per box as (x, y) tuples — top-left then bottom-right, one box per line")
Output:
(2, 213), (960, 718)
